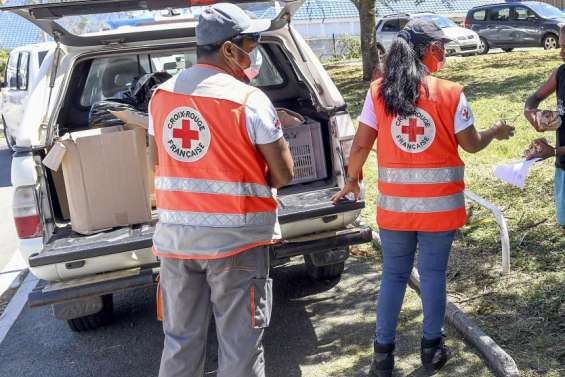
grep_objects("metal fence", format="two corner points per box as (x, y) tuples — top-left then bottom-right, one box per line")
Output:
(305, 35), (361, 62)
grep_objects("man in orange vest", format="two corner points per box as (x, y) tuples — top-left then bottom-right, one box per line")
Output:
(333, 19), (514, 376)
(148, 3), (293, 377)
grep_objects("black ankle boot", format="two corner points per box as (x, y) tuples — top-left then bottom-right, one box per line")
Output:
(368, 342), (395, 377)
(420, 336), (452, 373)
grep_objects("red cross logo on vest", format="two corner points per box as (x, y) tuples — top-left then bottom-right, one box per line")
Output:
(402, 118), (426, 143)
(163, 107), (212, 163)
(391, 108), (436, 153)
(173, 120), (200, 149)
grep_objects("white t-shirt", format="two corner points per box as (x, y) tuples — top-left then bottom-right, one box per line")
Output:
(358, 89), (475, 134)
(148, 90), (283, 145)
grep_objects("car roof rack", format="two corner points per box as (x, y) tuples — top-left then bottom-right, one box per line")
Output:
(383, 11), (437, 19)
(383, 13), (410, 18)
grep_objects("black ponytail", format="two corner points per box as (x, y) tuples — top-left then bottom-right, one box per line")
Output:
(380, 35), (429, 117)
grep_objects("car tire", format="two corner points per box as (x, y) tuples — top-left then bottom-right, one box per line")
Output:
(502, 48), (514, 52)
(543, 34), (558, 50)
(67, 294), (114, 332)
(304, 254), (345, 281)
(478, 37), (489, 55)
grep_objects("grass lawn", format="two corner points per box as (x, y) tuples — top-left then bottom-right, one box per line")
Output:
(326, 50), (564, 377)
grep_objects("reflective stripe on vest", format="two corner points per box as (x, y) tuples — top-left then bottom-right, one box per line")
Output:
(378, 192), (465, 214)
(379, 166), (465, 184)
(155, 177), (273, 198)
(158, 209), (277, 227)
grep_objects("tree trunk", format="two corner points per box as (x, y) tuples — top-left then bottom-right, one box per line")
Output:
(353, 0), (379, 81)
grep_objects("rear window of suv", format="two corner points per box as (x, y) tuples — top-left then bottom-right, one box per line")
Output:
(472, 9), (487, 21)
(488, 7), (511, 22)
(80, 46), (284, 108)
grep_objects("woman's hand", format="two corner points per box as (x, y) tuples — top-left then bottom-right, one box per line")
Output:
(491, 119), (515, 140)
(331, 180), (361, 204)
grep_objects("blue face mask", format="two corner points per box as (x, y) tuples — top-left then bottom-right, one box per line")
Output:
(232, 44), (263, 81)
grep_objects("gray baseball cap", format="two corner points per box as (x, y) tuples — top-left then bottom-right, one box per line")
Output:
(196, 3), (271, 46)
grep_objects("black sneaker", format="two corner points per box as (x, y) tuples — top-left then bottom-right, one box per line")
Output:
(420, 336), (452, 373)
(368, 342), (395, 377)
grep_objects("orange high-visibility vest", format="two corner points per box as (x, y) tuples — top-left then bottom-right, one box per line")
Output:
(150, 64), (278, 259)
(371, 76), (467, 232)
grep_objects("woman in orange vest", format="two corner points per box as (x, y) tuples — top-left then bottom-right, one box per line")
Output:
(332, 19), (514, 376)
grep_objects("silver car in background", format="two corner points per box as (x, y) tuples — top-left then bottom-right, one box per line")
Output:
(376, 12), (481, 56)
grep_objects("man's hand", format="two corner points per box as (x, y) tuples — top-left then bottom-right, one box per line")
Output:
(331, 180), (361, 204)
(491, 119), (515, 140)
(524, 138), (555, 160)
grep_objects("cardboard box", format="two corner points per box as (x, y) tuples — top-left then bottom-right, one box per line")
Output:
(43, 126), (151, 235)
(110, 110), (156, 208)
(51, 168), (70, 221)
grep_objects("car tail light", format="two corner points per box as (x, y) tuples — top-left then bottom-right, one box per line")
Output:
(13, 186), (43, 239)
(464, 19), (470, 29)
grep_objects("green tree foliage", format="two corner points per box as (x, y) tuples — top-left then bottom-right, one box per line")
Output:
(0, 49), (8, 85)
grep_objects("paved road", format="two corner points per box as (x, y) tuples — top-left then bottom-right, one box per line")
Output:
(0, 257), (493, 377)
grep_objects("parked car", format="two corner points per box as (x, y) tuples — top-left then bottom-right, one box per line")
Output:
(375, 12), (481, 56)
(1, 42), (55, 149)
(3, 0), (372, 331)
(465, 1), (565, 54)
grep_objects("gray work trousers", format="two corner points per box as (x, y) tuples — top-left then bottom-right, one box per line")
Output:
(158, 246), (272, 377)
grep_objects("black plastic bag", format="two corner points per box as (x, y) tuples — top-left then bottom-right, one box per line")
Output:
(88, 100), (136, 129)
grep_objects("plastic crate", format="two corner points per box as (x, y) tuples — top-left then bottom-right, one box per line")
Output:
(283, 119), (328, 185)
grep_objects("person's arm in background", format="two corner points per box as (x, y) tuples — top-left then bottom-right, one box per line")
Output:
(454, 92), (515, 153)
(524, 69), (558, 131)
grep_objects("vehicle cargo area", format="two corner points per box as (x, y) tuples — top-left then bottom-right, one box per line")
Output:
(40, 42), (346, 253)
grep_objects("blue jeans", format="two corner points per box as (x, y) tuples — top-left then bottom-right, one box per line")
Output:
(555, 168), (565, 226)
(376, 229), (456, 345)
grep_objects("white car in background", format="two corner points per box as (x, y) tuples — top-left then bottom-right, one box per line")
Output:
(1, 42), (55, 149)
(376, 12), (481, 56)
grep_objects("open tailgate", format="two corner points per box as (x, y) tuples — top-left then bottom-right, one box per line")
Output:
(1, 0), (305, 46)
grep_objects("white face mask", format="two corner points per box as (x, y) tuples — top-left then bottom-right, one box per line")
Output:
(233, 44), (263, 81)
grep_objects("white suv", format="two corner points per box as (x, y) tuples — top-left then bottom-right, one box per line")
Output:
(1, 42), (55, 149)
(376, 12), (481, 56)
(4, 0), (371, 331)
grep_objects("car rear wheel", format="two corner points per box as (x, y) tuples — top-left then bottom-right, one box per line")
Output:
(543, 34), (558, 50)
(502, 48), (514, 52)
(478, 37), (489, 54)
(304, 253), (346, 280)
(67, 294), (114, 332)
